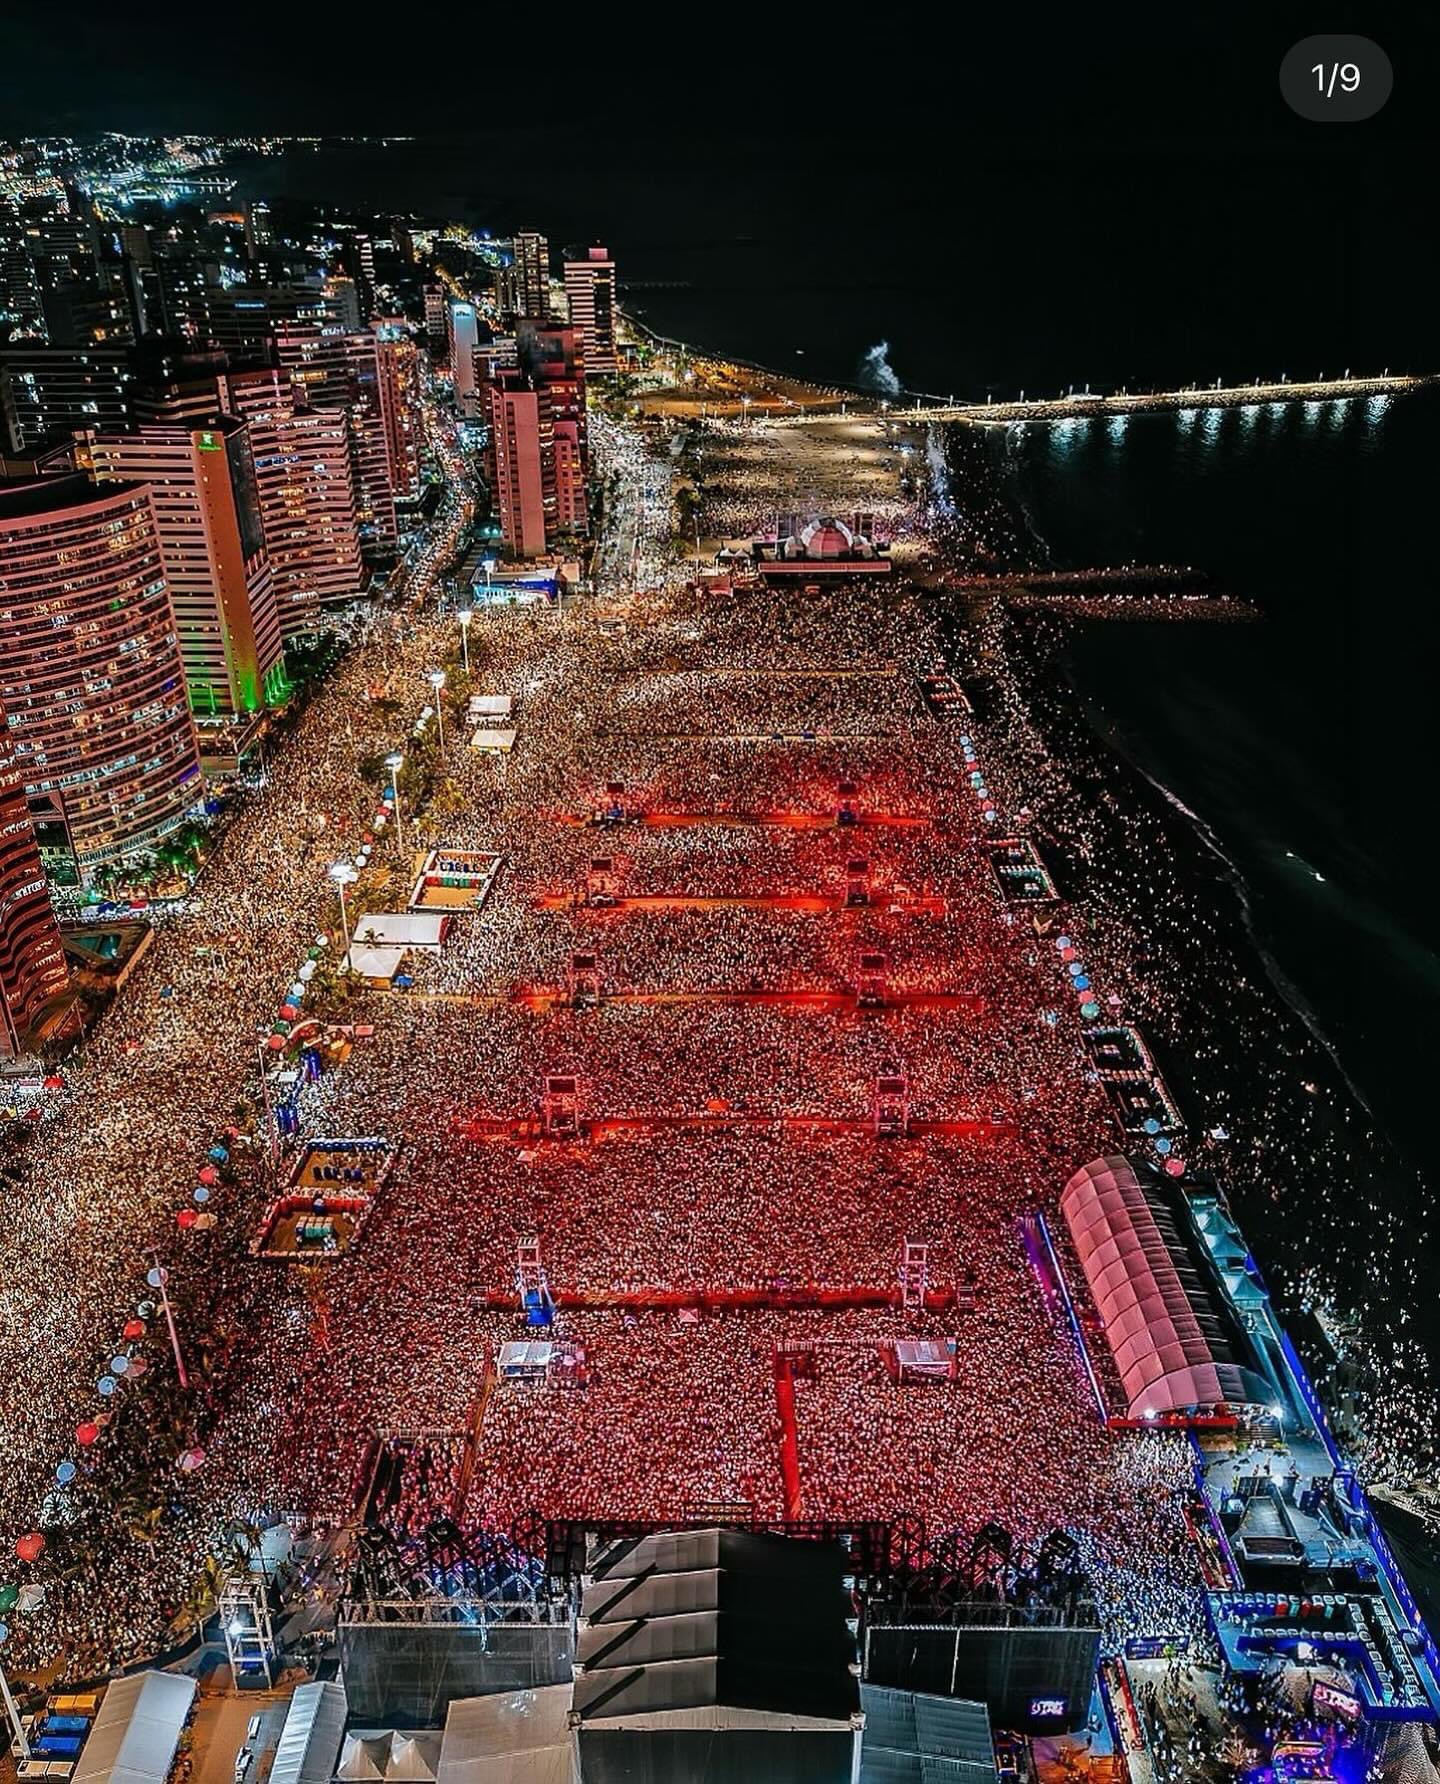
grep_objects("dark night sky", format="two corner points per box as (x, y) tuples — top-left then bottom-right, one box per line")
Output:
(4, 5), (1438, 152)
(4, 3), (1436, 391)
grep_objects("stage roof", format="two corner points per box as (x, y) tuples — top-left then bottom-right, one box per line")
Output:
(72, 1671), (197, 1784)
(1061, 1155), (1272, 1419)
(576, 1527), (857, 1729)
(436, 1689), (573, 1784)
(858, 1686), (995, 1782)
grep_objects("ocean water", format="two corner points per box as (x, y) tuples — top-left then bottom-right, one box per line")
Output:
(224, 135), (1436, 403)
(978, 389), (1440, 1181)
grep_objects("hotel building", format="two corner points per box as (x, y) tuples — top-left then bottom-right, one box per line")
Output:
(0, 704), (68, 1057)
(0, 474), (201, 884)
(227, 367), (365, 636)
(562, 245), (618, 373)
(80, 417), (287, 719)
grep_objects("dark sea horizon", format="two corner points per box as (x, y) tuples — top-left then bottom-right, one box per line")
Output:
(976, 390), (1440, 1188)
(226, 137), (1439, 1185)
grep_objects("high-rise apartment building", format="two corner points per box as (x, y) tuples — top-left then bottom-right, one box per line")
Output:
(243, 200), (272, 257)
(508, 231), (551, 322)
(127, 346), (231, 427)
(424, 284), (449, 357)
(485, 372), (556, 558)
(203, 283), (338, 356)
(372, 321), (421, 509)
(148, 247), (214, 339)
(449, 300), (480, 416)
(0, 342), (136, 452)
(0, 706), (68, 1058)
(346, 234), (378, 321)
(275, 322), (402, 558)
(227, 368), (365, 636)
(562, 245), (618, 373)
(38, 280), (128, 347)
(80, 418), (287, 719)
(517, 320), (588, 537)
(0, 474), (201, 884)
(0, 214), (47, 338)
(324, 276), (363, 332)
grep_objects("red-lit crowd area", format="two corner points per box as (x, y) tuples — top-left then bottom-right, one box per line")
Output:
(208, 472), (1210, 1654)
(0, 416), (1212, 1677)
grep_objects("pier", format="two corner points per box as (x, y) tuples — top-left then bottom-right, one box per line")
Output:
(778, 372), (1433, 425)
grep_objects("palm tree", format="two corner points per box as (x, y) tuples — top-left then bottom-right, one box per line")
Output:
(173, 1551), (228, 1636)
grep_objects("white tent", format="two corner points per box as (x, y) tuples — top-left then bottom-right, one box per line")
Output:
(437, 1690), (575, 1784)
(72, 1672), (196, 1784)
(352, 912), (449, 951)
(345, 944), (408, 983)
(335, 1734), (440, 1784)
(467, 695), (513, 718)
(469, 728), (518, 755)
(337, 1736), (390, 1781)
(386, 1735), (441, 1781)
(269, 1683), (347, 1784)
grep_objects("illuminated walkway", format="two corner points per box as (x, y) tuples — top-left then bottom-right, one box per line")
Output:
(780, 371), (1433, 425)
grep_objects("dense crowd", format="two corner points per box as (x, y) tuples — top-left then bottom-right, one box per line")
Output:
(1, 394), (1358, 1704)
(184, 413), (1219, 1668)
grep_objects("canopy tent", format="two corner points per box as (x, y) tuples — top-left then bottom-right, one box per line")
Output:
(469, 728), (518, 755)
(498, 1341), (556, 1377)
(892, 1340), (957, 1381)
(351, 912), (450, 952)
(71, 1672), (196, 1784)
(337, 1734), (441, 1783)
(269, 1684), (347, 1784)
(386, 1736), (441, 1781)
(467, 695), (514, 718)
(337, 1736), (391, 1781)
(345, 944), (408, 983)
(1060, 1155), (1272, 1419)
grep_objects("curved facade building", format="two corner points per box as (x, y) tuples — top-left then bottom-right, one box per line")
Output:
(0, 474), (201, 884)
(0, 707), (68, 1056)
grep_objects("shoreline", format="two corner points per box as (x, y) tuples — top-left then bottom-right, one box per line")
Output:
(978, 597), (1439, 1468)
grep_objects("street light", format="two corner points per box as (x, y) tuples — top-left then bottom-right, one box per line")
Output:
(329, 860), (358, 956)
(428, 669), (447, 752)
(458, 608), (473, 675)
(385, 751), (405, 855)
(147, 1253), (190, 1390)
